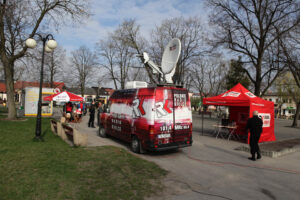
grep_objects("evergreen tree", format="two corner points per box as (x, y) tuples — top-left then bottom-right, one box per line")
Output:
(225, 57), (250, 89)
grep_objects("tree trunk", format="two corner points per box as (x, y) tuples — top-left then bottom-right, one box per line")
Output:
(111, 73), (118, 90)
(254, 49), (263, 96)
(292, 101), (300, 127)
(80, 84), (85, 98)
(3, 61), (17, 119)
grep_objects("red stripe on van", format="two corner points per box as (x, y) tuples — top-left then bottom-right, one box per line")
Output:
(163, 99), (172, 113)
(139, 98), (145, 115)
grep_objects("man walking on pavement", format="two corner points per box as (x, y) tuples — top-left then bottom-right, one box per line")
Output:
(88, 101), (96, 128)
(246, 111), (263, 161)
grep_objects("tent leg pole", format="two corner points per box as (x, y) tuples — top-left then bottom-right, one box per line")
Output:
(202, 108), (204, 136)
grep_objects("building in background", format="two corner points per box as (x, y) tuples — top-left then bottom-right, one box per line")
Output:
(0, 80), (6, 101)
(262, 92), (297, 118)
(0, 80), (65, 105)
(67, 87), (114, 104)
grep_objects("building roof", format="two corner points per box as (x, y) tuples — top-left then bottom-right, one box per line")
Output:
(67, 88), (97, 95)
(0, 80), (65, 93)
(67, 87), (114, 96)
(0, 80), (5, 93)
(103, 88), (114, 95)
(15, 81), (65, 90)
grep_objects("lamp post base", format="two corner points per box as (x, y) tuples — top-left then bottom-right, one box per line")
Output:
(33, 136), (44, 142)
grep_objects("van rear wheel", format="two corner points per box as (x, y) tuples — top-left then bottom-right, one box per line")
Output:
(131, 136), (146, 154)
(131, 136), (140, 153)
(98, 127), (107, 138)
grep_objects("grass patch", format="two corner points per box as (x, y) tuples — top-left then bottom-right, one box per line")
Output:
(0, 118), (167, 200)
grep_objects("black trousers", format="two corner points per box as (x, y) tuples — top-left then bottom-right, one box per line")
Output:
(88, 114), (95, 127)
(250, 134), (261, 156)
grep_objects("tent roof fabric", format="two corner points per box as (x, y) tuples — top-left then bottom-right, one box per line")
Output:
(203, 83), (273, 107)
(44, 91), (83, 102)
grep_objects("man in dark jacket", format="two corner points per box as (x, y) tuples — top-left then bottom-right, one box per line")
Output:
(246, 111), (263, 161)
(88, 101), (96, 128)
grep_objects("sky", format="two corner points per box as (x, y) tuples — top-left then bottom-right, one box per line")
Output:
(53, 0), (208, 54)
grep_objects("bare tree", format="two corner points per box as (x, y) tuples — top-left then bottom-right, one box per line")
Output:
(275, 72), (300, 127)
(279, 31), (300, 127)
(44, 46), (66, 87)
(207, 0), (300, 96)
(191, 56), (228, 97)
(0, 0), (89, 119)
(126, 65), (149, 83)
(111, 19), (156, 84)
(98, 18), (208, 88)
(20, 45), (66, 87)
(70, 46), (98, 97)
(97, 21), (139, 89)
(97, 38), (119, 89)
(150, 16), (208, 84)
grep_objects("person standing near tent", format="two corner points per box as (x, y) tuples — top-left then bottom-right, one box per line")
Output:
(246, 111), (263, 161)
(77, 101), (85, 118)
(65, 101), (73, 121)
(88, 101), (96, 128)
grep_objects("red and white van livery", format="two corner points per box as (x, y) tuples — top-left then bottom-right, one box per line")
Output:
(99, 86), (193, 153)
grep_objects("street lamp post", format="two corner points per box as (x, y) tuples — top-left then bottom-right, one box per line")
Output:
(26, 34), (57, 140)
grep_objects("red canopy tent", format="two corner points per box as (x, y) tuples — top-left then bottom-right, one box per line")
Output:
(44, 91), (83, 102)
(203, 83), (275, 143)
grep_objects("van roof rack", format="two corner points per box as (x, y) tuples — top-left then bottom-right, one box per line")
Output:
(151, 83), (184, 88)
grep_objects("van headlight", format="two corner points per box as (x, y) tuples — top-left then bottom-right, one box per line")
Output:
(157, 134), (171, 139)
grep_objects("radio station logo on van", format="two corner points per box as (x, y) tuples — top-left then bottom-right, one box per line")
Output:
(155, 100), (172, 118)
(174, 93), (186, 107)
(133, 98), (145, 117)
(132, 98), (172, 118)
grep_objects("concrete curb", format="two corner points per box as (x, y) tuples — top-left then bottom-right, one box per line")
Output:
(51, 121), (87, 147)
(235, 145), (300, 158)
(73, 129), (88, 146)
(57, 122), (63, 137)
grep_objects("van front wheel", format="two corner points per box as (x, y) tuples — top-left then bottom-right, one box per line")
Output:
(131, 136), (140, 153)
(98, 127), (107, 138)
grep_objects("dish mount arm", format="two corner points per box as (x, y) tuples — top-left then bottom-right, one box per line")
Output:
(138, 38), (181, 85)
(139, 52), (168, 83)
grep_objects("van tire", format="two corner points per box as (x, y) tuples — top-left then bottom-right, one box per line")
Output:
(139, 142), (146, 154)
(98, 127), (107, 138)
(131, 136), (140, 153)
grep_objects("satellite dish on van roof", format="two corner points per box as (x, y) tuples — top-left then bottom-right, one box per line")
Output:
(161, 38), (181, 74)
(139, 38), (181, 84)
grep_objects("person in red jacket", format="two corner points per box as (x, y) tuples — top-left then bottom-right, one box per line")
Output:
(77, 101), (85, 118)
(65, 101), (73, 120)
